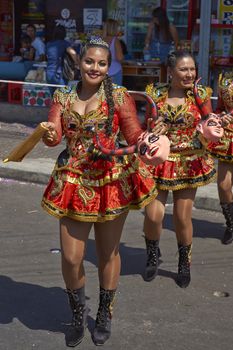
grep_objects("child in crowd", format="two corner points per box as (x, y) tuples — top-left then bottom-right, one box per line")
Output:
(20, 34), (35, 61)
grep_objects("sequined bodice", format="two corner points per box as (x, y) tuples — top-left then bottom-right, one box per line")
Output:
(62, 105), (118, 158)
(146, 83), (212, 153)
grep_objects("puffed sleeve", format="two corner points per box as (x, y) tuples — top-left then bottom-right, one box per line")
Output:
(116, 91), (144, 145)
(43, 101), (63, 146)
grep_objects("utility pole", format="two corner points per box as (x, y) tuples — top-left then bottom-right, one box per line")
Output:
(198, 0), (212, 85)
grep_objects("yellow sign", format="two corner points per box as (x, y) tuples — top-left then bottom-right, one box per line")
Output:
(218, 0), (233, 24)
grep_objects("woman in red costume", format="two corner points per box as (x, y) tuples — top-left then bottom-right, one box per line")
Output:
(208, 72), (233, 244)
(142, 50), (216, 288)
(40, 38), (159, 347)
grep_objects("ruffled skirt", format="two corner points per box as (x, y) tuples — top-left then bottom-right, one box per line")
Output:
(150, 151), (216, 191)
(41, 156), (157, 222)
(208, 130), (233, 163)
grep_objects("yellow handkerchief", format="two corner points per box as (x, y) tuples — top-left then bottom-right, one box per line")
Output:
(3, 122), (49, 163)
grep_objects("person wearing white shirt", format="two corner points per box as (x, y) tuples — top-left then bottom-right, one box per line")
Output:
(26, 24), (46, 61)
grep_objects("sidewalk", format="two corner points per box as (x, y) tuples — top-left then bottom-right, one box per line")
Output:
(0, 121), (221, 212)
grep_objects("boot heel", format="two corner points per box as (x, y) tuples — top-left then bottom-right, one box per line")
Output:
(92, 287), (116, 346)
(144, 238), (160, 281)
(221, 203), (233, 245)
(176, 244), (192, 288)
(65, 288), (89, 347)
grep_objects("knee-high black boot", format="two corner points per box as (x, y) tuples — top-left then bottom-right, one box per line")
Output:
(144, 238), (160, 281)
(92, 287), (116, 346)
(220, 202), (233, 245)
(176, 243), (192, 289)
(65, 287), (90, 347)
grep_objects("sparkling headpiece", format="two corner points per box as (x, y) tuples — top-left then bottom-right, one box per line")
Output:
(89, 37), (109, 48)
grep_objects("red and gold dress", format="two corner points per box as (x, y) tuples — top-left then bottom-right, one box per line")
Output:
(145, 83), (216, 190)
(208, 72), (233, 163)
(41, 84), (157, 222)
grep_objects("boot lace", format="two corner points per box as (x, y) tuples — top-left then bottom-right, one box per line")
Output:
(178, 246), (191, 274)
(221, 203), (233, 229)
(96, 303), (111, 328)
(146, 239), (160, 267)
(72, 304), (85, 327)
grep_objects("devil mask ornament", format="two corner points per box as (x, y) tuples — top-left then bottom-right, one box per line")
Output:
(196, 113), (224, 143)
(137, 131), (170, 166)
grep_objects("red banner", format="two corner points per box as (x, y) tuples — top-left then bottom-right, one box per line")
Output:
(0, 0), (14, 60)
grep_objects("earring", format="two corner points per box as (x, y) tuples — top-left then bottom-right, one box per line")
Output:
(168, 75), (172, 83)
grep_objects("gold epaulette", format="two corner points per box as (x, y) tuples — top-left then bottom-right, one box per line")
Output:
(53, 85), (77, 106)
(145, 83), (169, 102)
(187, 84), (213, 103)
(219, 72), (233, 89)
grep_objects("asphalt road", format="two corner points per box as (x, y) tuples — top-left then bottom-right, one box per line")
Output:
(0, 179), (232, 350)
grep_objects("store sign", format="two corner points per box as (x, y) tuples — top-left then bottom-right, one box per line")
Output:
(218, 0), (233, 24)
(55, 8), (77, 29)
(83, 8), (102, 27)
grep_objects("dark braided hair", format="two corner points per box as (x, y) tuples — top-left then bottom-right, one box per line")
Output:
(79, 39), (115, 135)
(167, 50), (196, 69)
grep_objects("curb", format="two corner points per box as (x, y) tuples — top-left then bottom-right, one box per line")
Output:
(0, 158), (53, 184)
(0, 158), (221, 213)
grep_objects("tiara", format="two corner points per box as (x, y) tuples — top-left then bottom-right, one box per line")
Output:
(89, 37), (109, 48)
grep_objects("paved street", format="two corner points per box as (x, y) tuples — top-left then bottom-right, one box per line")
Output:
(0, 179), (232, 350)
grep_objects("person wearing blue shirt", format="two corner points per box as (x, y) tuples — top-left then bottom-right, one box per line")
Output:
(46, 25), (78, 95)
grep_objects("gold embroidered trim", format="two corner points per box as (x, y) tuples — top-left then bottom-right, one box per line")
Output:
(41, 189), (157, 223)
(145, 83), (212, 104)
(156, 171), (216, 191)
(77, 184), (95, 205)
(59, 164), (152, 187)
(168, 149), (205, 161)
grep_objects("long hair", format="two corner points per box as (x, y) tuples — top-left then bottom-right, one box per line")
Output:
(79, 39), (114, 135)
(103, 18), (119, 37)
(152, 7), (171, 42)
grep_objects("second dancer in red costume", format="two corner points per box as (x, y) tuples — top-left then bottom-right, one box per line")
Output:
(142, 50), (217, 288)
(208, 72), (233, 244)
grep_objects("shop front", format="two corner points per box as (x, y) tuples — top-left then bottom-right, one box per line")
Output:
(0, 0), (232, 104)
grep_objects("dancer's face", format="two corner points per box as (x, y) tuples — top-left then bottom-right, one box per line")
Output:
(169, 57), (196, 90)
(80, 47), (109, 87)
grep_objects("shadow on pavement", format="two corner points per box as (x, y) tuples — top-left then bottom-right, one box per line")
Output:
(0, 275), (68, 332)
(163, 213), (224, 241)
(86, 238), (177, 282)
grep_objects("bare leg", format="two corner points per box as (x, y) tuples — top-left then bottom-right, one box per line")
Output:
(217, 160), (233, 203)
(143, 190), (168, 281)
(92, 212), (128, 346)
(94, 211), (128, 289)
(173, 188), (196, 288)
(60, 217), (93, 347)
(143, 190), (169, 240)
(217, 160), (233, 244)
(60, 217), (93, 289)
(173, 188), (196, 245)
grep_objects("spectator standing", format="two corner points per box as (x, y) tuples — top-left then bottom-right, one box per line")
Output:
(103, 18), (124, 85)
(26, 24), (46, 62)
(46, 25), (78, 95)
(144, 7), (179, 63)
